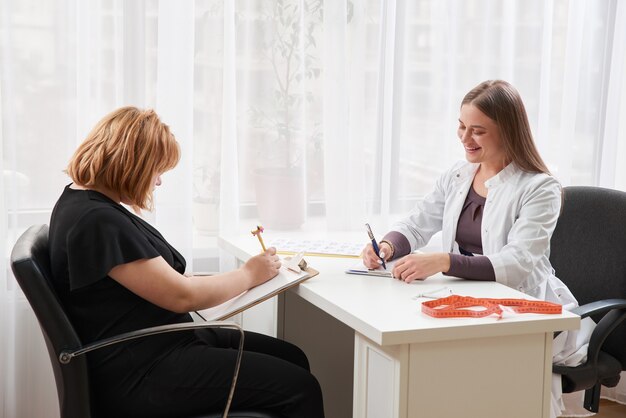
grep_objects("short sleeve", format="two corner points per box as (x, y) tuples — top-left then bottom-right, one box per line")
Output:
(66, 207), (161, 290)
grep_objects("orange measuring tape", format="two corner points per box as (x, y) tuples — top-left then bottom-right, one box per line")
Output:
(421, 295), (562, 319)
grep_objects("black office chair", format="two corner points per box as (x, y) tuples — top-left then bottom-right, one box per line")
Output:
(550, 186), (626, 413)
(10, 224), (280, 418)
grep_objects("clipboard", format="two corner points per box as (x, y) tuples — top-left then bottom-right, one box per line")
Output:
(197, 266), (319, 321)
(345, 259), (396, 278)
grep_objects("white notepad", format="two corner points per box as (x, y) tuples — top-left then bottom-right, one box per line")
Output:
(345, 259), (396, 278)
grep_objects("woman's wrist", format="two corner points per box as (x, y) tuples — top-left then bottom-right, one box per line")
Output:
(379, 240), (395, 260)
(441, 253), (451, 273)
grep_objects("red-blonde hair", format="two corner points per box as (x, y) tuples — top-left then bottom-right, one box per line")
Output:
(66, 107), (180, 210)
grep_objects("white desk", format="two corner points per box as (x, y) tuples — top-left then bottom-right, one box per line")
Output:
(219, 233), (580, 418)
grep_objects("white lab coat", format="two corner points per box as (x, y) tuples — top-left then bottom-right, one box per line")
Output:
(391, 160), (592, 417)
(391, 160), (577, 307)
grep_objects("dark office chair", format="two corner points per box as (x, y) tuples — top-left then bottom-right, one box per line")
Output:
(10, 224), (280, 418)
(550, 186), (626, 413)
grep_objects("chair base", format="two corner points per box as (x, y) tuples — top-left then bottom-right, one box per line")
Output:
(583, 384), (601, 413)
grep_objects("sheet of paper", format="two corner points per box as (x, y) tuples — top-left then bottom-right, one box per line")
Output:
(197, 265), (316, 321)
(268, 238), (364, 258)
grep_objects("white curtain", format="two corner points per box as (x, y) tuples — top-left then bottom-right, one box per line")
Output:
(1, 0), (625, 416)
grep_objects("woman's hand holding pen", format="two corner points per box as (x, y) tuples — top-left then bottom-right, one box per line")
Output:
(241, 247), (281, 288)
(363, 242), (451, 283)
(363, 242), (392, 269)
(391, 253), (451, 283)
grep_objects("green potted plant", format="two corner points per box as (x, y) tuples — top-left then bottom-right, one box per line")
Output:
(249, 0), (323, 230)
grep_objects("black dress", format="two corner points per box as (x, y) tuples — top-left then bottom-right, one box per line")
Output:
(49, 185), (324, 418)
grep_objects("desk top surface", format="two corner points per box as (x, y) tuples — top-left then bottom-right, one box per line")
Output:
(219, 232), (580, 346)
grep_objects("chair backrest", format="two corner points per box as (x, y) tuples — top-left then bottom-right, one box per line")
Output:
(550, 186), (626, 369)
(10, 224), (93, 418)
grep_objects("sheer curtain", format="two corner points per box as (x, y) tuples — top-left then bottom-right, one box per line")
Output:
(1, 0), (625, 416)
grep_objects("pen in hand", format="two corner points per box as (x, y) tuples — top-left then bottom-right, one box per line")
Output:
(251, 225), (267, 252)
(365, 223), (386, 270)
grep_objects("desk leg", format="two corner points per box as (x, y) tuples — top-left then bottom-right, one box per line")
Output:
(542, 333), (555, 418)
(353, 334), (409, 418)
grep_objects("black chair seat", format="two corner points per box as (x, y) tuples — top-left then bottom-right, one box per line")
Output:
(556, 351), (622, 393)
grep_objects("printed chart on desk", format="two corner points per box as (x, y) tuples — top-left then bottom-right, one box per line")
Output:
(268, 238), (364, 258)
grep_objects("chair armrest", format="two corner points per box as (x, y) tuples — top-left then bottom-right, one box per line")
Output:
(59, 321), (239, 362)
(553, 299), (626, 338)
(571, 299), (626, 319)
(574, 300), (626, 366)
(60, 321), (243, 418)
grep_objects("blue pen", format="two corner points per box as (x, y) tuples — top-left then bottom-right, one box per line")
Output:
(365, 223), (386, 269)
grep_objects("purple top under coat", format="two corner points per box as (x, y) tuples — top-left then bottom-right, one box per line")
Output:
(383, 186), (496, 281)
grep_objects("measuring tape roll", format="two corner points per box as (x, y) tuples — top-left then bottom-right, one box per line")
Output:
(421, 295), (562, 318)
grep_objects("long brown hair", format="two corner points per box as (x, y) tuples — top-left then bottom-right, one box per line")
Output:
(66, 106), (180, 210)
(462, 80), (549, 174)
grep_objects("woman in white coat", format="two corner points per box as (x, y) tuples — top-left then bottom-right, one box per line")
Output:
(363, 79), (574, 305)
(362, 79), (592, 417)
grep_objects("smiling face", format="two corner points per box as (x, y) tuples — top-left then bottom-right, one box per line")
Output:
(457, 104), (508, 172)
